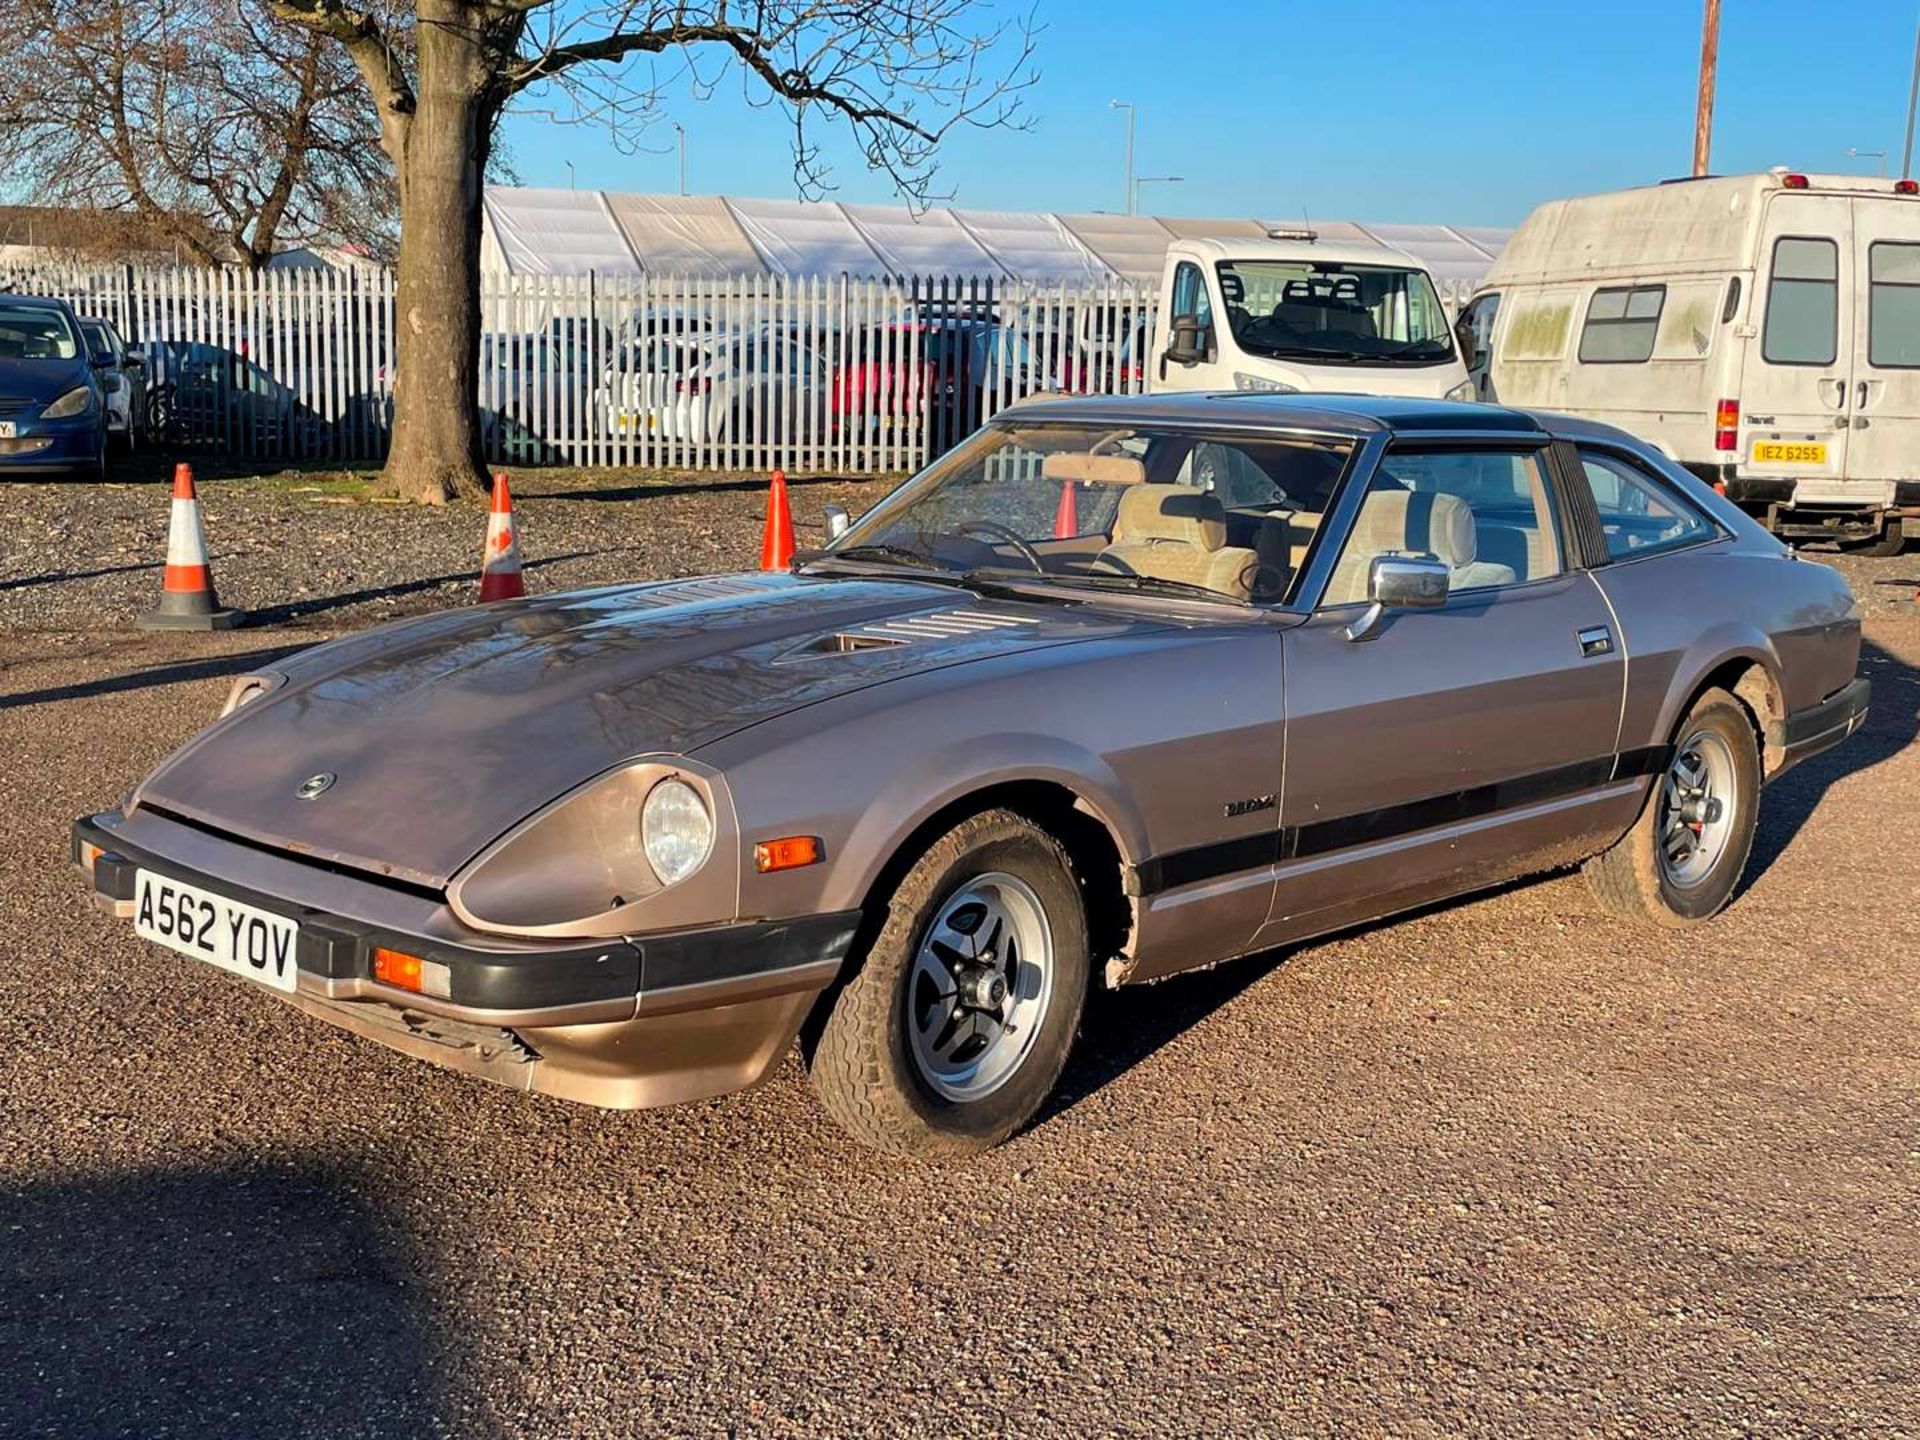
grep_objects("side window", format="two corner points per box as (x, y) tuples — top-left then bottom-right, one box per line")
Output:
(1573, 449), (1718, 560)
(1762, 237), (1838, 366)
(1458, 291), (1500, 365)
(1170, 261), (1213, 342)
(1322, 450), (1562, 606)
(1869, 241), (1920, 368)
(1578, 285), (1666, 363)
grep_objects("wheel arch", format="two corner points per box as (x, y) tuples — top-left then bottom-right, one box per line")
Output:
(1672, 649), (1787, 777)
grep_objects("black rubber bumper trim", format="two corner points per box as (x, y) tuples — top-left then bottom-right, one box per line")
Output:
(73, 815), (858, 1013)
(1721, 477), (1797, 505)
(1780, 678), (1871, 748)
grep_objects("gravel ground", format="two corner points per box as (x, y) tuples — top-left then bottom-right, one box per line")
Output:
(0, 457), (902, 633)
(2, 460), (1918, 1436)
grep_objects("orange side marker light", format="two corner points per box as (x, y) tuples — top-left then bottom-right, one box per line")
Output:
(372, 947), (452, 998)
(754, 836), (823, 873)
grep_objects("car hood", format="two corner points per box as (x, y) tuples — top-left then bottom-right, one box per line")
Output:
(136, 572), (1146, 888)
(0, 357), (90, 406)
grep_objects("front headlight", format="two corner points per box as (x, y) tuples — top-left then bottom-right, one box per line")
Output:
(42, 385), (93, 419)
(1232, 372), (1298, 394)
(642, 778), (713, 885)
(1444, 379), (1478, 402)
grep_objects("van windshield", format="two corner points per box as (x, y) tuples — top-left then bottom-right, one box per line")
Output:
(1217, 259), (1456, 366)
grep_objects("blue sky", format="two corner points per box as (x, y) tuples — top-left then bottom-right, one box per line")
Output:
(503, 0), (1920, 225)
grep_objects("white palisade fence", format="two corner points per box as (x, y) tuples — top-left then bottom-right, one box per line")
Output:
(5, 264), (1168, 473)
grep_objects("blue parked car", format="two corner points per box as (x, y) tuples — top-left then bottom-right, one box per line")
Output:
(0, 293), (109, 479)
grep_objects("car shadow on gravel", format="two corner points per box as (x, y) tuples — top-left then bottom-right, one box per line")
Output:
(0, 1159), (458, 1438)
(0, 643), (311, 711)
(243, 548), (606, 628)
(1744, 636), (1917, 887)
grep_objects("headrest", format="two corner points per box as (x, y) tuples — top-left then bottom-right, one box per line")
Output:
(1347, 489), (1478, 568)
(1112, 484), (1227, 551)
(1042, 452), (1146, 487)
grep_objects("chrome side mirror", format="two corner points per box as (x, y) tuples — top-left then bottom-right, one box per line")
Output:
(824, 505), (851, 541)
(1345, 553), (1449, 642)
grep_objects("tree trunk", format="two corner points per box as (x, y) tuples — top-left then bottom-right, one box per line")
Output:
(380, 12), (492, 504)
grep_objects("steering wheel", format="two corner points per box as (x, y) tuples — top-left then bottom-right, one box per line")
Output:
(955, 520), (1045, 572)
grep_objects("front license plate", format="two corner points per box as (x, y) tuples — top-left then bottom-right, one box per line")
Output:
(0, 422), (14, 439)
(133, 869), (300, 994)
(1753, 440), (1827, 465)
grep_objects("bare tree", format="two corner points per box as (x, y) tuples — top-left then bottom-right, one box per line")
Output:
(0, 0), (394, 267)
(260, 0), (1036, 503)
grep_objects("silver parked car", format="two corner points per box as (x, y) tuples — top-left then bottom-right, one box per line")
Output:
(75, 394), (1868, 1157)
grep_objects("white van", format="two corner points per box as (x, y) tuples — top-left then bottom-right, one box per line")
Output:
(1461, 170), (1920, 554)
(1152, 235), (1474, 401)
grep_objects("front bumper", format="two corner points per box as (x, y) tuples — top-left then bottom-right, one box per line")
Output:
(74, 809), (860, 1109)
(0, 414), (101, 473)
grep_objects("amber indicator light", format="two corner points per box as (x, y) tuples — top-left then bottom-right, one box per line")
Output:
(372, 947), (427, 992)
(754, 836), (823, 873)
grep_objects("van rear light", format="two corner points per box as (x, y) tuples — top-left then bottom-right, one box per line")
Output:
(1898, 179), (1920, 196)
(1715, 398), (1740, 451)
(1781, 173), (1810, 189)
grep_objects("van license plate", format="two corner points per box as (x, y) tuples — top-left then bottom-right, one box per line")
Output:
(133, 869), (300, 994)
(1753, 441), (1827, 465)
(0, 422), (15, 439)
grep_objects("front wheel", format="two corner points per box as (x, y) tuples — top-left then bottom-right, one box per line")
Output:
(806, 809), (1089, 1159)
(1584, 687), (1761, 927)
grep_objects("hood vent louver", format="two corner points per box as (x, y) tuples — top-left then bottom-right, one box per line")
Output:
(790, 608), (1040, 660)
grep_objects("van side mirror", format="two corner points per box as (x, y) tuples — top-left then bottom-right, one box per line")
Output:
(1165, 314), (1207, 366)
(1345, 552), (1449, 642)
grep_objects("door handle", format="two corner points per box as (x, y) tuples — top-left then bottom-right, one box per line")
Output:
(1577, 625), (1613, 658)
(1858, 379), (1870, 408)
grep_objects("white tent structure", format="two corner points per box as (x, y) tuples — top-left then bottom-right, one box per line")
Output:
(479, 186), (1512, 294)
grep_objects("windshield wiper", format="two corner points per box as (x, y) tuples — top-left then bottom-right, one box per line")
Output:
(800, 544), (958, 574)
(964, 568), (1240, 605)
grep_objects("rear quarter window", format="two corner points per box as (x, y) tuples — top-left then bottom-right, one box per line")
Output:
(1574, 448), (1718, 560)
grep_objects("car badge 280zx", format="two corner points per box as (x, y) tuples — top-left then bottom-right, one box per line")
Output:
(295, 772), (336, 800)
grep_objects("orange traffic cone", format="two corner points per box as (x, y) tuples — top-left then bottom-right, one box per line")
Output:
(478, 473), (525, 602)
(760, 469), (795, 571)
(1053, 480), (1078, 538)
(138, 463), (244, 630)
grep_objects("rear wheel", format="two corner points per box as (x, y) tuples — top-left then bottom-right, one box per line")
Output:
(1584, 688), (1761, 927)
(806, 809), (1088, 1159)
(1845, 520), (1908, 558)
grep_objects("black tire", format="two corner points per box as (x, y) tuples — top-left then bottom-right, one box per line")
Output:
(1846, 521), (1908, 558)
(806, 809), (1089, 1159)
(1584, 687), (1761, 928)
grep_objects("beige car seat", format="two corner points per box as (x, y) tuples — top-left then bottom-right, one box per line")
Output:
(1096, 484), (1262, 600)
(1322, 490), (1517, 606)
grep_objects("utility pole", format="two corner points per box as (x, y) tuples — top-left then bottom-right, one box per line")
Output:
(1904, 14), (1920, 179)
(674, 122), (687, 196)
(1693, 0), (1721, 177)
(1110, 100), (1136, 215)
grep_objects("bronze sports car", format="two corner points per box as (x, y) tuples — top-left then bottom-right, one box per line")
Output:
(75, 394), (1868, 1157)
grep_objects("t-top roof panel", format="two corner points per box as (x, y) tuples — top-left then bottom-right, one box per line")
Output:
(841, 203), (1005, 278)
(1056, 214), (1176, 283)
(726, 197), (885, 277)
(605, 193), (764, 278)
(482, 188), (636, 276)
(947, 209), (1110, 283)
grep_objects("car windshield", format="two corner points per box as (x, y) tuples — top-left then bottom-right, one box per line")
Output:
(0, 303), (79, 360)
(1218, 259), (1455, 365)
(815, 421), (1355, 605)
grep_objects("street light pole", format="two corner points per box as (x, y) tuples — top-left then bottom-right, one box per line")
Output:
(1133, 176), (1184, 213)
(1693, 0), (1721, 177)
(1109, 100), (1136, 215)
